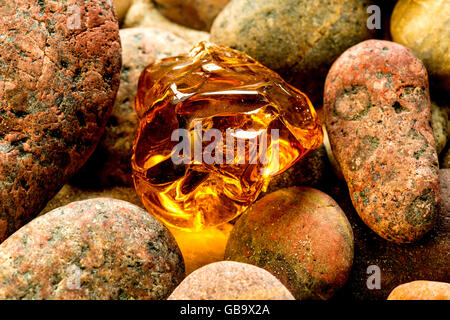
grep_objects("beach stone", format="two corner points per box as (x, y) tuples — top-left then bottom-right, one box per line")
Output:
(168, 261), (294, 300)
(0, 198), (184, 299)
(226, 187), (354, 300)
(387, 281), (450, 300)
(324, 40), (440, 243)
(0, 0), (121, 243)
(391, 0), (450, 90)
(154, 0), (231, 31)
(72, 27), (190, 188)
(210, 0), (374, 105)
(327, 102), (447, 180)
(40, 185), (144, 215)
(329, 168), (450, 300)
(124, 0), (209, 45)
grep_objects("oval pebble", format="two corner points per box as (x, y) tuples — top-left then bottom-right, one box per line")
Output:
(168, 261), (294, 300)
(0, 0), (122, 242)
(225, 186), (354, 300)
(324, 40), (440, 243)
(0, 198), (185, 300)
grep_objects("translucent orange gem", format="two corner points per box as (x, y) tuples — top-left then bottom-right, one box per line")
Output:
(132, 42), (323, 231)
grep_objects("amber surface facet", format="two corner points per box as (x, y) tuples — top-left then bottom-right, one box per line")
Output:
(132, 42), (323, 231)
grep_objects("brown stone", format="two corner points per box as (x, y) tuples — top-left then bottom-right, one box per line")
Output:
(0, 198), (184, 299)
(387, 281), (450, 300)
(113, 0), (132, 23)
(324, 40), (440, 243)
(154, 0), (231, 31)
(225, 187), (354, 300)
(0, 0), (121, 242)
(72, 27), (190, 188)
(124, 0), (209, 45)
(210, 0), (374, 105)
(168, 261), (294, 300)
(391, 0), (450, 90)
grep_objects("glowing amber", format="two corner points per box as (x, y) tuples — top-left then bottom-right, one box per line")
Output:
(132, 42), (323, 231)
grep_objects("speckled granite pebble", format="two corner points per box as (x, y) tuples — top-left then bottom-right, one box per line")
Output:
(388, 281), (450, 300)
(168, 261), (294, 300)
(0, 198), (184, 299)
(0, 0), (121, 242)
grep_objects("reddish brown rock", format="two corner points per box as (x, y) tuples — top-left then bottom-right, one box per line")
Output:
(225, 187), (354, 300)
(387, 281), (450, 300)
(168, 261), (294, 300)
(324, 40), (440, 243)
(72, 27), (189, 187)
(0, 0), (121, 242)
(0, 198), (184, 299)
(329, 168), (449, 300)
(154, 0), (231, 31)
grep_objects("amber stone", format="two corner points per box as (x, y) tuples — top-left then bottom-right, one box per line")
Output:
(132, 42), (323, 231)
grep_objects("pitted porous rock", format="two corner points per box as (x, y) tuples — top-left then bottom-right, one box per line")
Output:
(0, 0), (122, 242)
(324, 40), (440, 243)
(0, 198), (185, 300)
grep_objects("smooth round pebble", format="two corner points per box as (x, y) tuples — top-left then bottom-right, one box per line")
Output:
(0, 0), (121, 242)
(391, 0), (450, 90)
(226, 187), (354, 300)
(124, 0), (209, 44)
(387, 281), (450, 300)
(211, 0), (374, 104)
(0, 198), (184, 299)
(114, 0), (132, 23)
(168, 261), (294, 300)
(154, 0), (231, 31)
